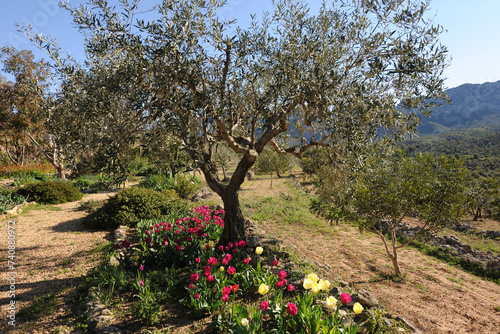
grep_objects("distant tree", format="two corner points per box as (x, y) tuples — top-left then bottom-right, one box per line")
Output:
(309, 146), (364, 225)
(466, 176), (500, 220)
(214, 141), (238, 182)
(23, 0), (448, 242)
(0, 48), (49, 167)
(256, 146), (291, 188)
(318, 152), (468, 277)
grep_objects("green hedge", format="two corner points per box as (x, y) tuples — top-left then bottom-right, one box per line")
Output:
(83, 187), (190, 230)
(17, 181), (83, 204)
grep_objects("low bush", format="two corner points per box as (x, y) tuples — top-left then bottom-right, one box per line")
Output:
(16, 181), (83, 204)
(72, 174), (120, 192)
(0, 185), (16, 197)
(139, 173), (202, 199)
(0, 163), (56, 179)
(83, 187), (190, 229)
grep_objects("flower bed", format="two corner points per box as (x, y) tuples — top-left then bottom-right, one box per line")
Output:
(107, 205), (366, 332)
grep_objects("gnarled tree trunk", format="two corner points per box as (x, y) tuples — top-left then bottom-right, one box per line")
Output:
(201, 152), (257, 244)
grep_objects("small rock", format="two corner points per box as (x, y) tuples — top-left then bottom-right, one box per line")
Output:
(89, 315), (114, 331)
(109, 256), (120, 266)
(341, 316), (354, 329)
(395, 316), (422, 334)
(96, 325), (124, 334)
(460, 244), (473, 253)
(357, 324), (370, 334)
(355, 289), (380, 308)
(444, 236), (461, 245)
(338, 280), (349, 287)
(247, 236), (260, 249)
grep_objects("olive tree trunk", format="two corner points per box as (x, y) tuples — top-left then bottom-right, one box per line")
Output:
(201, 153), (256, 243)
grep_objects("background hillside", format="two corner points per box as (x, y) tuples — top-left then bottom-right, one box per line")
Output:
(418, 80), (500, 135)
(400, 127), (500, 180)
(400, 81), (500, 180)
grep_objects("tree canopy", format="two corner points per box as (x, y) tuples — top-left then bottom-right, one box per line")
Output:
(21, 0), (449, 242)
(0, 47), (57, 171)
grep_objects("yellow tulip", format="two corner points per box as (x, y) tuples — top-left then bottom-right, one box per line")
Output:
(258, 283), (269, 295)
(255, 247), (263, 255)
(353, 302), (364, 314)
(303, 278), (313, 290)
(208, 240), (215, 248)
(326, 296), (337, 309)
(311, 282), (321, 293)
(219, 266), (225, 272)
(241, 318), (249, 326)
(320, 279), (331, 291)
(307, 273), (319, 282)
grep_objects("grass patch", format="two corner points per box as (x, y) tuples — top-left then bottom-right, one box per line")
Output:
(241, 181), (322, 227)
(77, 199), (105, 212)
(411, 241), (500, 283)
(21, 203), (63, 213)
(61, 258), (74, 266)
(17, 292), (58, 322)
(90, 241), (116, 263)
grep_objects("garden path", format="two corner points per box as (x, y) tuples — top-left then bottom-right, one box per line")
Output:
(0, 191), (115, 333)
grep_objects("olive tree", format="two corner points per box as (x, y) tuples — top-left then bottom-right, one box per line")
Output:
(22, 0), (448, 242)
(350, 153), (467, 276)
(256, 146), (291, 188)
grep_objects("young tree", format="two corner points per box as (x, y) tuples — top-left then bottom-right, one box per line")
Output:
(256, 146), (291, 188)
(465, 176), (499, 220)
(350, 153), (467, 277)
(22, 0), (448, 242)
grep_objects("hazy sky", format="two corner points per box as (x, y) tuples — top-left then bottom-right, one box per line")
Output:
(1, 0), (499, 89)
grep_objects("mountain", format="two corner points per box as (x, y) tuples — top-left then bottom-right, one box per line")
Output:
(418, 80), (500, 135)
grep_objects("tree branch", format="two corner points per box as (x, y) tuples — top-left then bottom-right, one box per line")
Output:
(215, 118), (252, 155)
(371, 218), (394, 261)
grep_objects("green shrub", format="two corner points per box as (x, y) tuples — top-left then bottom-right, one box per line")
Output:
(0, 185), (16, 197)
(12, 176), (39, 187)
(83, 187), (190, 229)
(72, 174), (119, 192)
(139, 173), (202, 199)
(17, 181), (83, 204)
(139, 174), (173, 191)
(172, 173), (202, 199)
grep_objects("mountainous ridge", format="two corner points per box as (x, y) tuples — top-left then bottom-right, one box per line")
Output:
(418, 80), (500, 135)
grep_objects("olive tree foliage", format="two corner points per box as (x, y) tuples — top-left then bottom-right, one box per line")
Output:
(465, 176), (500, 221)
(316, 152), (468, 277)
(22, 0), (448, 242)
(142, 124), (194, 176)
(43, 38), (155, 179)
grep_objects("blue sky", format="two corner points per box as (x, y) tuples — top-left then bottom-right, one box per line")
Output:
(1, 0), (499, 89)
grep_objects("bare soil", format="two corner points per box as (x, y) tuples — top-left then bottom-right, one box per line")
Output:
(243, 176), (500, 334)
(0, 175), (499, 333)
(0, 191), (116, 333)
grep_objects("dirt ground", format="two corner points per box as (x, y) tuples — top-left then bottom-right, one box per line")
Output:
(0, 191), (116, 333)
(0, 176), (499, 333)
(242, 176), (500, 334)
